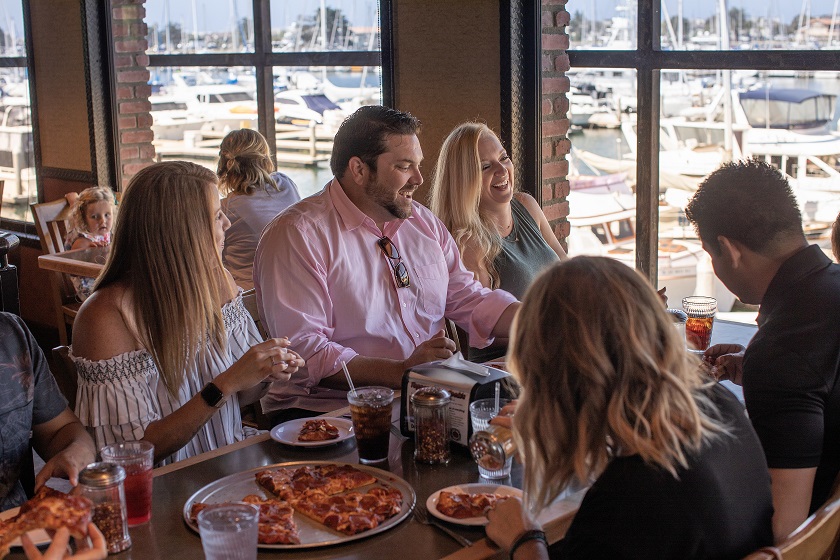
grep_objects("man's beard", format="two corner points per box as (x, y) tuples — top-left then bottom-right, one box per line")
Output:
(364, 174), (412, 220)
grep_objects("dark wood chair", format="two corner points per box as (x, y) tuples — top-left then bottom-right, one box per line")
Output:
(31, 198), (79, 345)
(240, 288), (271, 430)
(50, 345), (78, 411)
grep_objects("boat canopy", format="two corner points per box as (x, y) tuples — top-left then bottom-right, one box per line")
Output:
(739, 88), (836, 129)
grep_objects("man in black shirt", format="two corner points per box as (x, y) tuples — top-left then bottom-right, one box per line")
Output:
(685, 158), (840, 543)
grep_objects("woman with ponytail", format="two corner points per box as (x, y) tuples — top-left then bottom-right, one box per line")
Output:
(217, 129), (301, 290)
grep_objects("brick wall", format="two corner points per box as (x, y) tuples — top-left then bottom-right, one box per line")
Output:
(541, 0), (571, 247)
(111, 0), (155, 188)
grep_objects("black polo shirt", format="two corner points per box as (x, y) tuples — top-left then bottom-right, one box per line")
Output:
(743, 244), (840, 512)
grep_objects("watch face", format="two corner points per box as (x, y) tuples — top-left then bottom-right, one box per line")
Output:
(202, 383), (224, 407)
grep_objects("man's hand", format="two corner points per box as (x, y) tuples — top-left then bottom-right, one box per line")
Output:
(21, 523), (107, 560)
(35, 441), (94, 490)
(404, 330), (456, 369)
(704, 343), (746, 385)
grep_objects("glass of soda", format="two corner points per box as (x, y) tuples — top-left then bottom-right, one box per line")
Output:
(100, 441), (154, 526)
(682, 296), (717, 353)
(347, 387), (394, 464)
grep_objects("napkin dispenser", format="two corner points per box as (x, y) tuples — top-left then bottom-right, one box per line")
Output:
(400, 357), (515, 447)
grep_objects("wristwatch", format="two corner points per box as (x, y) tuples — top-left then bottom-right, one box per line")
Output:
(200, 382), (226, 408)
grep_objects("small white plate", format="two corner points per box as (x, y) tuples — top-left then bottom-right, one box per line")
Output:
(0, 506), (51, 548)
(269, 417), (354, 448)
(427, 483), (523, 526)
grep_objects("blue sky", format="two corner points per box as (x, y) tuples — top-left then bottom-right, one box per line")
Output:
(144, 1), (379, 33)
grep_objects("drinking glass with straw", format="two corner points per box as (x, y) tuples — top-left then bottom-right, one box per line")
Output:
(341, 359), (357, 397)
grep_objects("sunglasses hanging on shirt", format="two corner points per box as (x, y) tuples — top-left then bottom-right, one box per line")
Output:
(378, 236), (411, 288)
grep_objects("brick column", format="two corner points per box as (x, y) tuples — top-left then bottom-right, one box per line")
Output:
(541, 0), (571, 247)
(111, 0), (155, 189)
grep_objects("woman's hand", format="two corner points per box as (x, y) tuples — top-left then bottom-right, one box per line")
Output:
(485, 497), (543, 554)
(21, 523), (107, 560)
(490, 400), (518, 430)
(218, 337), (305, 394)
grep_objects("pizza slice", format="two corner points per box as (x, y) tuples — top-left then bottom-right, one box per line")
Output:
(298, 419), (340, 442)
(0, 488), (93, 556)
(292, 486), (403, 536)
(435, 491), (504, 519)
(189, 495), (300, 545)
(254, 468), (295, 501)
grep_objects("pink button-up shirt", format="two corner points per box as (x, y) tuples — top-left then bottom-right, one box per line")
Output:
(254, 179), (518, 412)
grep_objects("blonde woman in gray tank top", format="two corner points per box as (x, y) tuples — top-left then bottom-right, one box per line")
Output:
(430, 123), (567, 361)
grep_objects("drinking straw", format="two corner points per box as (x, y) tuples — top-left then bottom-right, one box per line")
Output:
(494, 381), (501, 414)
(341, 360), (357, 397)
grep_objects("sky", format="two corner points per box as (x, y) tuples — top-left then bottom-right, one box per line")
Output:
(143, 0), (379, 34)
(581, 0), (837, 25)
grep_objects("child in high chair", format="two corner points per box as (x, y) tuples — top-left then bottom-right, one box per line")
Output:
(64, 186), (116, 301)
(64, 186), (116, 250)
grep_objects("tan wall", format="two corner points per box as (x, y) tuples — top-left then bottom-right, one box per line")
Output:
(29, 0), (92, 172)
(392, 0), (502, 206)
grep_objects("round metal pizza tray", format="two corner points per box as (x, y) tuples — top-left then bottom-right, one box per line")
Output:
(183, 460), (416, 549)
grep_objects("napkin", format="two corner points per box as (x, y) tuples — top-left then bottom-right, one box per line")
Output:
(439, 352), (491, 377)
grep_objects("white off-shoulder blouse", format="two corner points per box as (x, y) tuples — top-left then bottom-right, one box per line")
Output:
(71, 291), (262, 465)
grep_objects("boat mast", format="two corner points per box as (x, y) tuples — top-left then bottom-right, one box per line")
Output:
(191, 0), (199, 53)
(829, 0), (839, 47)
(718, 0), (733, 161)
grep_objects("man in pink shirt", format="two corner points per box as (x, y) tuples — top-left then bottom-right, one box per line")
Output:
(254, 106), (520, 420)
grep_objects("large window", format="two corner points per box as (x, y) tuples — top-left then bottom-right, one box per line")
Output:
(564, 0), (840, 311)
(142, 0), (385, 196)
(0, 0), (33, 222)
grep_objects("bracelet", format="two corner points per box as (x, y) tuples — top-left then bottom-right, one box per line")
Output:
(509, 529), (547, 560)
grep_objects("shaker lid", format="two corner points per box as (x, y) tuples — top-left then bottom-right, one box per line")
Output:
(410, 386), (451, 406)
(80, 462), (126, 487)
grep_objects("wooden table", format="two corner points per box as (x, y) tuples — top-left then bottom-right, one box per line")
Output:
(37, 246), (108, 278)
(6, 321), (758, 559)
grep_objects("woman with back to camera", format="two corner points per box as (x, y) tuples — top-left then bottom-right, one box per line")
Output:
(217, 128), (301, 290)
(429, 122), (566, 361)
(485, 257), (773, 559)
(71, 161), (304, 465)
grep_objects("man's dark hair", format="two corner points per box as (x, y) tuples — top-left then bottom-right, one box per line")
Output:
(329, 106), (421, 178)
(684, 158), (803, 255)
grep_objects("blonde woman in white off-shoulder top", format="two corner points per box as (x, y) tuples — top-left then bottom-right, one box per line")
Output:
(70, 161), (304, 466)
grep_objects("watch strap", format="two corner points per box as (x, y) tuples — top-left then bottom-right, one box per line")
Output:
(509, 529), (547, 560)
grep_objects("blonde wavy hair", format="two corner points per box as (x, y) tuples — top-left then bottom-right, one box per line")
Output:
(70, 186), (116, 234)
(832, 211), (840, 262)
(95, 161), (227, 396)
(508, 256), (725, 514)
(429, 122), (513, 288)
(216, 128), (277, 196)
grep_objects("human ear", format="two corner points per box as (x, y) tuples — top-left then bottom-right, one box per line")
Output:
(718, 236), (742, 268)
(347, 156), (368, 185)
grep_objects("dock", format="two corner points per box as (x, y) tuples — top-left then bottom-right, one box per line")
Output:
(154, 124), (334, 166)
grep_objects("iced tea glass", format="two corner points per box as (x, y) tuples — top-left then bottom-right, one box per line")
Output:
(100, 441), (154, 526)
(682, 296), (717, 353)
(347, 387), (394, 464)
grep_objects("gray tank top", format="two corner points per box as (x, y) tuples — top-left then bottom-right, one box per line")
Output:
(469, 197), (559, 362)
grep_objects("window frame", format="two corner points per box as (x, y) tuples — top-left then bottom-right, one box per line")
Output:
(140, 0), (391, 172)
(565, 0), (838, 285)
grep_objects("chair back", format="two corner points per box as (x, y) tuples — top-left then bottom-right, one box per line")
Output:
(241, 288), (269, 341)
(743, 478), (840, 560)
(31, 198), (73, 256)
(31, 198), (79, 344)
(51, 345), (78, 410)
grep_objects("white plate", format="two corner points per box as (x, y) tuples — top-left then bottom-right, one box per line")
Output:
(269, 417), (354, 448)
(427, 483), (523, 526)
(0, 506), (51, 548)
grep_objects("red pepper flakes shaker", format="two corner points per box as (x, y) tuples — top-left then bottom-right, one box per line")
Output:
(411, 386), (451, 464)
